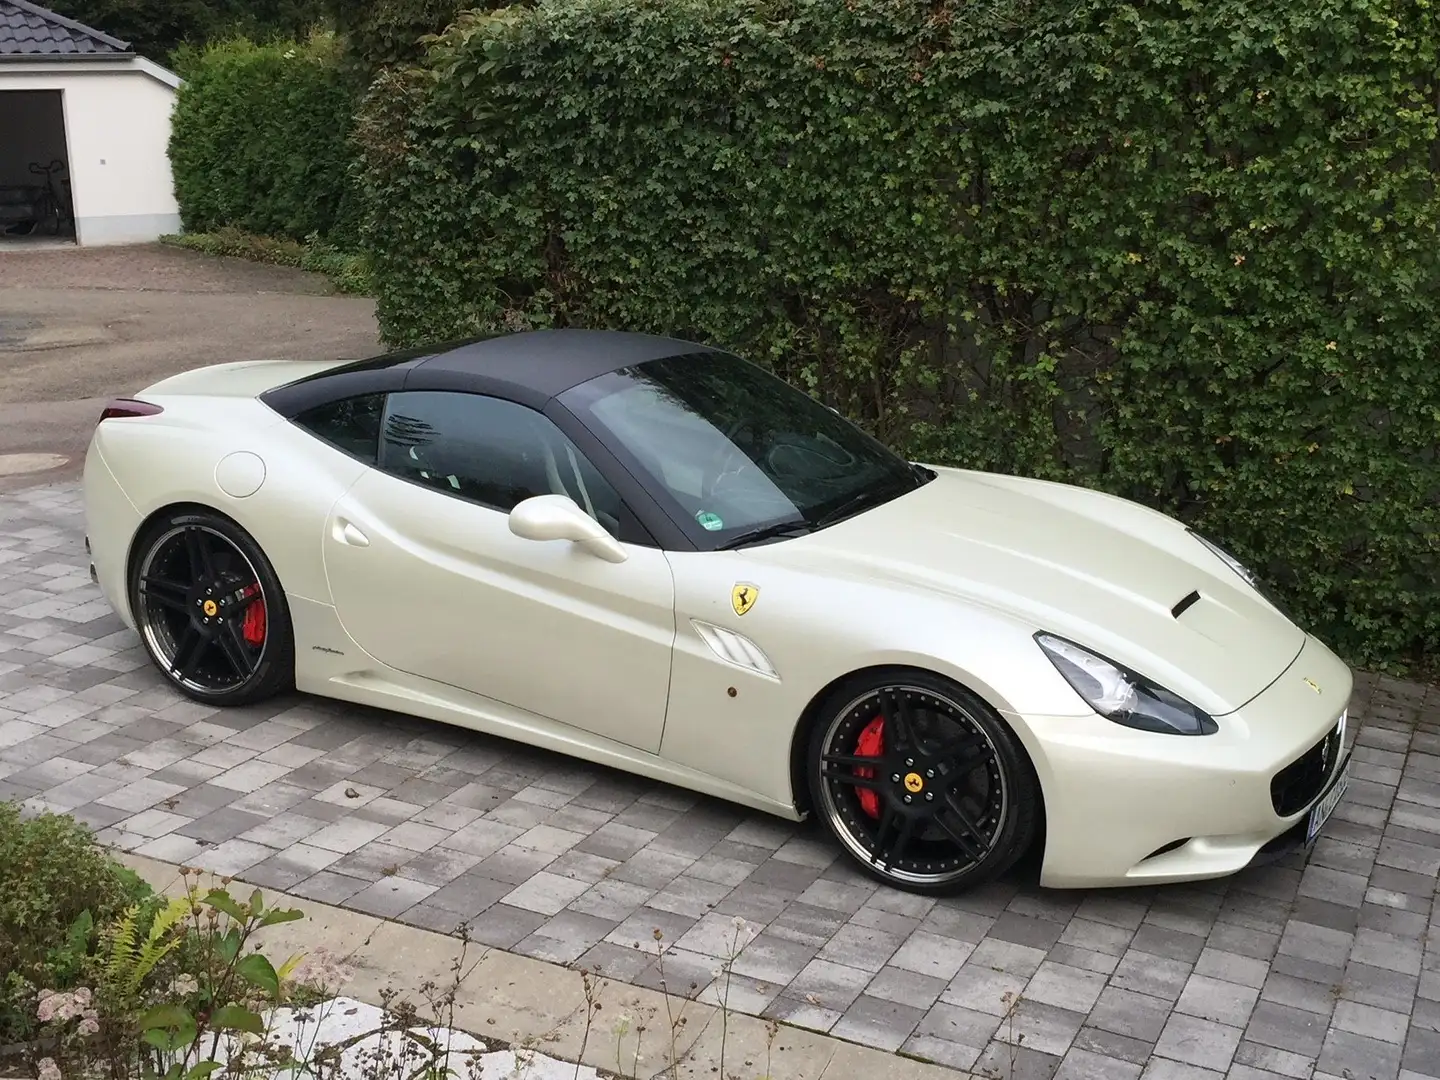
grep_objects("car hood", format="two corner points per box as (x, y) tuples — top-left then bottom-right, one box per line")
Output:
(750, 466), (1303, 716)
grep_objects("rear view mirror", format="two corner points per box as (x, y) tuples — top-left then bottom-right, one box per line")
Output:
(508, 494), (628, 564)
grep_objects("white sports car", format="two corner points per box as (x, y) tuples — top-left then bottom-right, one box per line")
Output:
(82, 329), (1353, 895)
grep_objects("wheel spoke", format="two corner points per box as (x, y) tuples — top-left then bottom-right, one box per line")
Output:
(936, 732), (995, 773)
(935, 792), (989, 862)
(821, 765), (889, 793)
(871, 804), (916, 868)
(821, 751), (883, 771)
(140, 575), (189, 612)
(216, 622), (256, 679)
(172, 627), (207, 682)
(877, 689), (915, 750)
(184, 527), (216, 580)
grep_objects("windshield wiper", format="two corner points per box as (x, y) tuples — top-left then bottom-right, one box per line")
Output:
(715, 519), (814, 550)
(811, 487), (898, 529)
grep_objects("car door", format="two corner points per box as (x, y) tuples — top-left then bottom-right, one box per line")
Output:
(320, 389), (677, 753)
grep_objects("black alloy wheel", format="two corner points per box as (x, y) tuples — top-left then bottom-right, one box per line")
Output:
(128, 510), (293, 706)
(809, 670), (1039, 893)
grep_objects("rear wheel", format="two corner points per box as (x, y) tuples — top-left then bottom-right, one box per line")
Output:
(808, 670), (1039, 894)
(128, 509), (293, 706)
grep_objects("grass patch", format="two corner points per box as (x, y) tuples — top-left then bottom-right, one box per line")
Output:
(160, 227), (373, 295)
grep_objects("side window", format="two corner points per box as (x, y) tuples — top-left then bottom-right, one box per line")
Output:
(293, 394), (385, 464)
(378, 391), (630, 537)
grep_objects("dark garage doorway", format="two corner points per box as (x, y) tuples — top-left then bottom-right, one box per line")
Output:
(0, 89), (76, 243)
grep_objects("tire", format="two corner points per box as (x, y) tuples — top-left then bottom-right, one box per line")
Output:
(127, 508), (294, 706)
(807, 668), (1040, 895)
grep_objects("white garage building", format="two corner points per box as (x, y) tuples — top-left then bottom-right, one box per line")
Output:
(0, 0), (181, 245)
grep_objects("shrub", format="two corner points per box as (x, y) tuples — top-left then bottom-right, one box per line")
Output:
(354, 0), (1440, 672)
(168, 33), (362, 244)
(0, 802), (153, 1043)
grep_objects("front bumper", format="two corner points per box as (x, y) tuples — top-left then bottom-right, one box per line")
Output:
(1013, 632), (1353, 889)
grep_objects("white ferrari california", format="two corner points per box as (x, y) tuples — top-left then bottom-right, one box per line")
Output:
(82, 329), (1353, 895)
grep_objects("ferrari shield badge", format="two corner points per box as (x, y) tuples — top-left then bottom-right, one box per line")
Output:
(731, 583), (759, 617)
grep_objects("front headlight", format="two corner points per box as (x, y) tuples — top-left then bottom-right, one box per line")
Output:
(1035, 633), (1218, 736)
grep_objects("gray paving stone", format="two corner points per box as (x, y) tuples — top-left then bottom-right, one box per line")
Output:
(900, 1032), (985, 1071)
(568, 878), (655, 922)
(1245, 1001), (1329, 1057)
(1403, 1028), (1440, 1074)
(1113, 950), (1196, 1003)
(1055, 1046), (1144, 1080)
(941, 963), (1029, 1017)
(1318, 1027), (1404, 1080)
(1089, 986), (1175, 1043)
(1353, 928), (1425, 976)
(1027, 960), (1111, 1014)
(996, 999), (1088, 1057)
(1073, 1027), (1155, 1066)
(1194, 947), (1271, 989)
(972, 1040), (1063, 1080)
(1154, 1014), (1243, 1071)
(1260, 971), (1339, 1016)
(830, 993), (926, 1052)
(866, 965), (949, 1010)
(1331, 999), (1408, 1044)
(1341, 962), (1419, 1013)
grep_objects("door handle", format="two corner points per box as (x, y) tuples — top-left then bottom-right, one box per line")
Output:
(333, 519), (370, 547)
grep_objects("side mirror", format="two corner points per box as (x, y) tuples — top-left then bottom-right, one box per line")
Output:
(508, 494), (628, 564)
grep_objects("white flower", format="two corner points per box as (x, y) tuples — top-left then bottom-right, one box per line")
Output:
(77, 1017), (100, 1036)
(169, 974), (200, 997)
(37, 1057), (61, 1080)
(71, 988), (92, 1007)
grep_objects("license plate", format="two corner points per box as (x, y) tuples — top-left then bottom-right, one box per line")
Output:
(1306, 751), (1351, 844)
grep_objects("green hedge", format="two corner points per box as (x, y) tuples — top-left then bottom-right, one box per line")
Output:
(355, 0), (1440, 672)
(169, 34), (361, 244)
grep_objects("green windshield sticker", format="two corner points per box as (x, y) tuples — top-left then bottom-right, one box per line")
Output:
(696, 510), (725, 531)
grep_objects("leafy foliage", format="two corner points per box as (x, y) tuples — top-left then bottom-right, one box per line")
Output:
(44, 0), (328, 65)
(0, 802), (152, 1042)
(354, 0), (1440, 671)
(102, 898), (189, 999)
(168, 34), (362, 244)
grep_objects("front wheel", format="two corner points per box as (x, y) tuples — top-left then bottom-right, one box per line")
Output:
(808, 670), (1039, 894)
(127, 509), (294, 706)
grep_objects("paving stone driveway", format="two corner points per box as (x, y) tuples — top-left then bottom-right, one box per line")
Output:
(2, 481), (1438, 1080)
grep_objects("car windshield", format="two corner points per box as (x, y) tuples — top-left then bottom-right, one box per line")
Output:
(558, 350), (932, 548)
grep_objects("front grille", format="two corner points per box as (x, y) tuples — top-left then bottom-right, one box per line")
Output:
(1271, 719), (1343, 817)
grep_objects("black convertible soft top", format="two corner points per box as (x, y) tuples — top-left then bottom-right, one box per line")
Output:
(259, 329), (718, 416)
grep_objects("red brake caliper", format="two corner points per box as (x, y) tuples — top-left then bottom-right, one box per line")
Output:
(853, 716), (886, 819)
(239, 583), (266, 645)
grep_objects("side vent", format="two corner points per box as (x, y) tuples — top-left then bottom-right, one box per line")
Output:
(691, 620), (779, 680)
(1171, 590), (1201, 619)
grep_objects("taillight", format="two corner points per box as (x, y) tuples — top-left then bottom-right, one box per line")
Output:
(99, 399), (163, 421)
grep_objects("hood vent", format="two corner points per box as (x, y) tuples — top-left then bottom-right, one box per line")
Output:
(1171, 590), (1201, 619)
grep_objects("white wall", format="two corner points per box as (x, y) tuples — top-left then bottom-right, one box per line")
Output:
(0, 59), (180, 245)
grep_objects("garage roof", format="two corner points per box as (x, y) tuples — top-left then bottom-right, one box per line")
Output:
(0, 0), (131, 57)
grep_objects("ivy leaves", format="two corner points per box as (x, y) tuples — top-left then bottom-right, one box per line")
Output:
(355, 0), (1440, 672)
